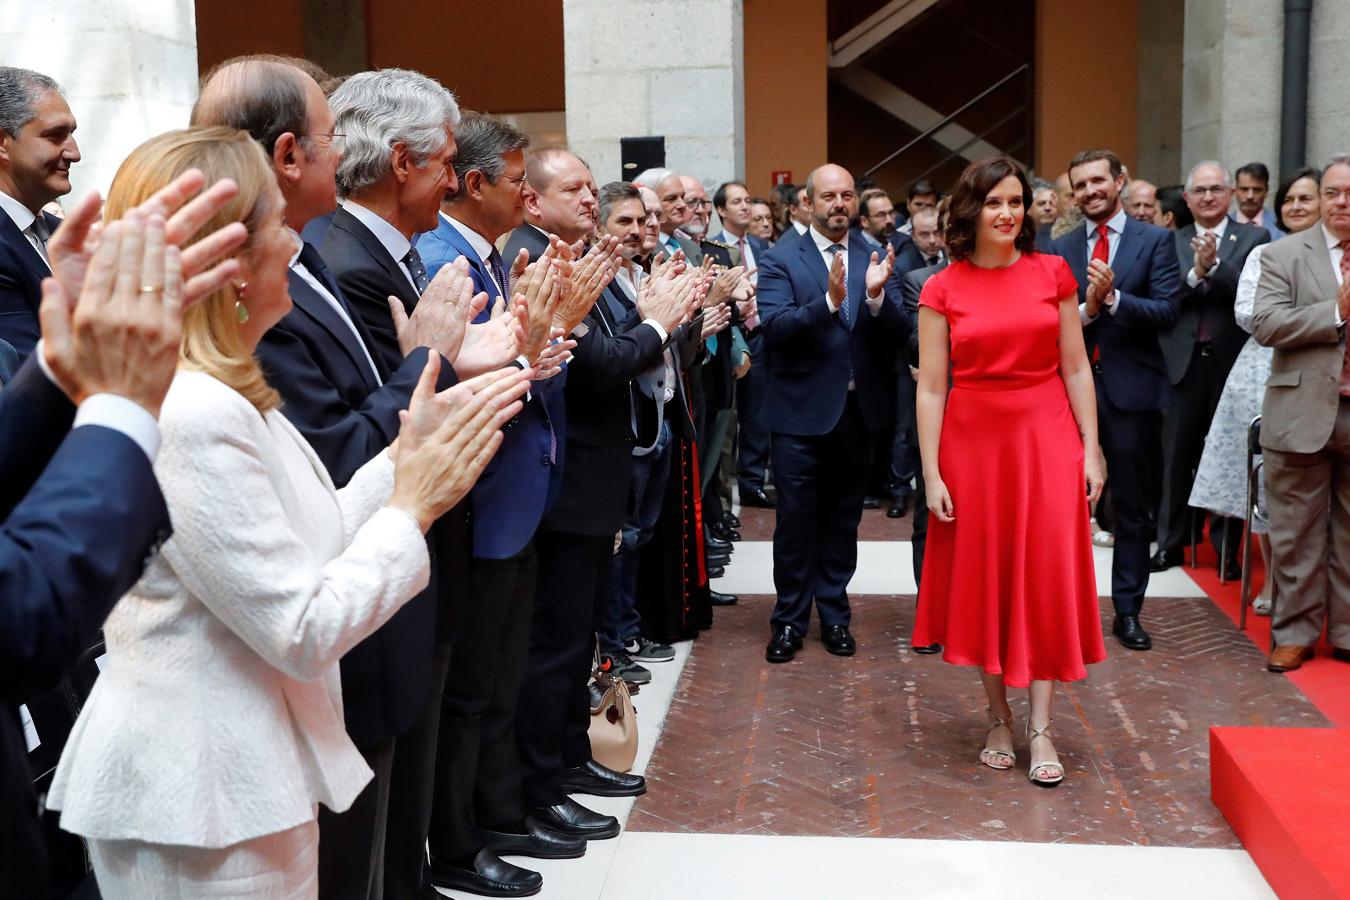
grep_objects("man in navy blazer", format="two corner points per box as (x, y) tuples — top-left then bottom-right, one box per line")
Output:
(0, 67), (80, 360)
(1051, 149), (1180, 651)
(413, 113), (585, 895)
(756, 163), (906, 663)
(1, 272), (175, 897)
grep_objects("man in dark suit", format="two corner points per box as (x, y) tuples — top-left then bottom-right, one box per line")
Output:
(0, 201), (209, 896)
(713, 180), (776, 510)
(413, 113), (587, 895)
(0, 67), (80, 360)
(192, 58), (478, 900)
(517, 231), (696, 842)
(757, 163), (906, 663)
(1052, 149), (1181, 651)
(1153, 161), (1269, 578)
(503, 147), (597, 263)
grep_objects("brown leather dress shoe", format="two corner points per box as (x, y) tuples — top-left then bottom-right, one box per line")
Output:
(1266, 645), (1314, 672)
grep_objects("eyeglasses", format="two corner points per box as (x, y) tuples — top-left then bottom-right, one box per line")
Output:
(1321, 188), (1350, 204)
(1188, 185), (1228, 197)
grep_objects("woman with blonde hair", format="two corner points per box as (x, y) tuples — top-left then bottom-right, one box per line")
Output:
(48, 126), (531, 897)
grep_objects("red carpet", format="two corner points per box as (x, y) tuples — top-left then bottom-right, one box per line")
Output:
(1211, 727), (1350, 899)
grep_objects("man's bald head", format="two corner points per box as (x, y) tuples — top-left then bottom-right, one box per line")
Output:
(191, 53), (339, 229)
(805, 164), (857, 239)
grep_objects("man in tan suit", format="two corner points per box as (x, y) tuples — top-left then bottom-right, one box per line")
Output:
(1251, 153), (1350, 672)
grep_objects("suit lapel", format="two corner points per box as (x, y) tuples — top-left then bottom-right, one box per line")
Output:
(0, 214), (50, 288)
(287, 269), (379, 392)
(430, 218), (498, 321)
(1301, 228), (1340, 305)
(1064, 224), (1089, 301)
(1111, 218), (1145, 285)
(797, 236), (830, 297)
(333, 208), (420, 312)
(846, 233), (869, 328)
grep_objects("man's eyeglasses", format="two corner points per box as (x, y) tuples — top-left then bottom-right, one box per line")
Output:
(1321, 188), (1350, 204)
(1189, 185), (1228, 197)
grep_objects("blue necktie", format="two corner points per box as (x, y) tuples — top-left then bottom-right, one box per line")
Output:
(402, 246), (430, 294)
(488, 247), (510, 302)
(829, 243), (852, 327)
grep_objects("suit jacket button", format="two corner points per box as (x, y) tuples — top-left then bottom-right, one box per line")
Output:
(541, 455), (551, 466)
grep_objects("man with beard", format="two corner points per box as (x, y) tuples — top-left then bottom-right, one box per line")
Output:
(0, 67), (80, 359)
(1051, 149), (1180, 652)
(858, 190), (897, 249)
(757, 163), (904, 663)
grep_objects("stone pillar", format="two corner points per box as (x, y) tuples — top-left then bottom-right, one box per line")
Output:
(0, 1), (199, 201)
(1306, 0), (1350, 167)
(562, 0), (745, 191)
(1180, 0), (1282, 180)
(1135, 0), (1184, 183)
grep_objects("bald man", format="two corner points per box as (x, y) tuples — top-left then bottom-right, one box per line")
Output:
(1126, 179), (1159, 223)
(755, 163), (907, 663)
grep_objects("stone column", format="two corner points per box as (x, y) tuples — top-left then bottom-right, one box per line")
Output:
(1180, 0), (1282, 179)
(562, 0), (745, 191)
(0, 1), (199, 201)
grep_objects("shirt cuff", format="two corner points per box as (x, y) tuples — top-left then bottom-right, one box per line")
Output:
(1336, 304), (1345, 328)
(1079, 303), (1096, 325)
(1106, 290), (1120, 315)
(74, 393), (161, 462)
(825, 293), (840, 314)
(34, 339), (58, 387)
(1186, 267), (1202, 288)
(643, 318), (669, 342)
(865, 290), (884, 314)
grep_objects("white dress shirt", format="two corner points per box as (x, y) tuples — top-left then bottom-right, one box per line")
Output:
(0, 188), (52, 269)
(791, 220), (808, 236)
(1185, 216), (1229, 288)
(341, 199), (419, 293)
(288, 230), (383, 385)
(1324, 222), (1347, 327)
(1080, 208), (1126, 324)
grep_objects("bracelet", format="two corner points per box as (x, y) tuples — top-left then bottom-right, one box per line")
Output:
(384, 505), (425, 533)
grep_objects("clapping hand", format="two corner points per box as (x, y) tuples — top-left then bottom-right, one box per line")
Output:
(387, 354), (531, 532)
(39, 208), (184, 418)
(864, 242), (895, 298)
(1190, 230), (1218, 276)
(1084, 259), (1114, 317)
(554, 235), (620, 335)
(389, 257), (486, 360)
(704, 265), (744, 309)
(827, 250), (846, 307)
(456, 293), (527, 377)
(48, 170), (247, 313)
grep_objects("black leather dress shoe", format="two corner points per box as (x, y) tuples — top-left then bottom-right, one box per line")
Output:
(1219, 555), (1242, 582)
(723, 512), (742, 528)
(710, 521), (742, 542)
(706, 533), (733, 553)
(705, 550), (731, 568)
(740, 486), (776, 508)
(886, 496), (909, 519)
(481, 817), (586, 860)
(1112, 614), (1153, 651)
(529, 799), (621, 840)
(707, 564), (726, 579)
(822, 624), (857, 656)
(1149, 549), (1184, 572)
(862, 496), (882, 510)
(710, 589), (738, 606)
(912, 642), (943, 655)
(766, 625), (802, 663)
(562, 759), (647, 797)
(426, 849), (542, 896)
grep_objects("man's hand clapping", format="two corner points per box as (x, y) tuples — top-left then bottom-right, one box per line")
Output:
(389, 257), (486, 360)
(1084, 259), (1114, 317)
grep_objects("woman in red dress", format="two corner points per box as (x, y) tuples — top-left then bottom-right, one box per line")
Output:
(913, 157), (1106, 786)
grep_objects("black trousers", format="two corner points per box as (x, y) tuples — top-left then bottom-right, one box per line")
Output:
(1157, 344), (1243, 559)
(912, 466), (928, 592)
(736, 332), (771, 492)
(1098, 382), (1163, 616)
(769, 393), (874, 634)
(318, 740), (394, 900)
(516, 530), (611, 808)
(428, 545), (536, 862)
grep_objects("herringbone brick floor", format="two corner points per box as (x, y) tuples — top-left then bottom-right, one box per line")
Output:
(629, 592), (1327, 847)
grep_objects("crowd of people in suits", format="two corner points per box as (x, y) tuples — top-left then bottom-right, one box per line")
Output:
(1, 51), (1348, 898)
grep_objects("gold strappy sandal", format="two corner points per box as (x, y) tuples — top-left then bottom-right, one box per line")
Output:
(979, 708), (1015, 770)
(1027, 720), (1064, 787)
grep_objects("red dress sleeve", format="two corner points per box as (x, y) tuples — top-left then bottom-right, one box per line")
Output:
(1049, 254), (1079, 299)
(918, 270), (946, 314)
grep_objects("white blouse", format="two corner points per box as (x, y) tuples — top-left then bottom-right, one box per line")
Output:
(49, 369), (430, 848)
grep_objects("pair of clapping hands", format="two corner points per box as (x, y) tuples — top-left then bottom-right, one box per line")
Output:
(388, 234), (627, 380)
(637, 250), (748, 340)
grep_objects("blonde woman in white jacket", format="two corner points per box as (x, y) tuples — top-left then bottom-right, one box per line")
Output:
(47, 127), (531, 898)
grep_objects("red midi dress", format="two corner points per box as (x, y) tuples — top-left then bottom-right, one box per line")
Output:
(912, 252), (1105, 686)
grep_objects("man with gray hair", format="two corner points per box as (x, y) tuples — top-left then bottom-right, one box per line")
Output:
(0, 66), (80, 358)
(1152, 160), (1269, 576)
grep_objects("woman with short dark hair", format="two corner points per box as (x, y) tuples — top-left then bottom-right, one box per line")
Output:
(913, 156), (1106, 787)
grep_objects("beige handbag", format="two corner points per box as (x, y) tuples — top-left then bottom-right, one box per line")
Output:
(589, 648), (639, 773)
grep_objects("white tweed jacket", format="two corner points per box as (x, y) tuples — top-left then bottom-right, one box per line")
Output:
(49, 369), (430, 848)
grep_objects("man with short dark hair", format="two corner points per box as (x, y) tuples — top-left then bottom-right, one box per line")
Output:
(1052, 148), (1181, 651)
(0, 66), (79, 358)
(412, 112), (582, 896)
(858, 190), (897, 247)
(749, 196), (774, 241)
(894, 178), (938, 238)
(789, 184), (811, 236)
(1235, 161), (1285, 239)
(1155, 184), (1192, 230)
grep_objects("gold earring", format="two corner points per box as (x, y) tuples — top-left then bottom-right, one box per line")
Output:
(234, 282), (250, 323)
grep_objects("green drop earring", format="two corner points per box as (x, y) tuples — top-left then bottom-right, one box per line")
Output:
(235, 282), (250, 324)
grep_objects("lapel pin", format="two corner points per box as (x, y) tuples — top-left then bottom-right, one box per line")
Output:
(1228, 234), (1236, 242)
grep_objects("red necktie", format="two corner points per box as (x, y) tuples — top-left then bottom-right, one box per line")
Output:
(1092, 223), (1110, 265)
(1089, 224), (1110, 364)
(1340, 241), (1350, 396)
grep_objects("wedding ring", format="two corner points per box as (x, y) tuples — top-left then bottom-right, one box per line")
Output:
(139, 284), (160, 294)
